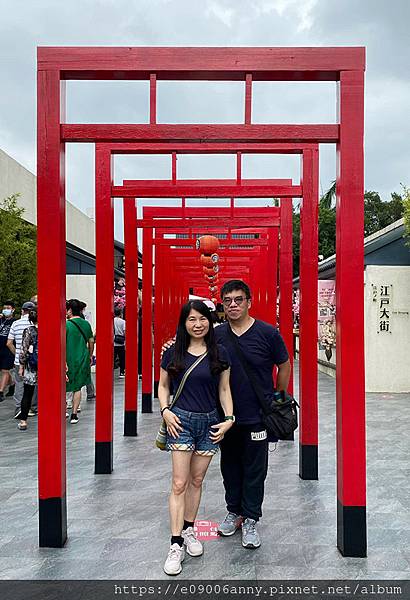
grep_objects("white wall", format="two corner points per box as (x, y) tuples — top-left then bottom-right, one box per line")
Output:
(0, 148), (95, 255)
(364, 265), (410, 392)
(66, 275), (96, 331)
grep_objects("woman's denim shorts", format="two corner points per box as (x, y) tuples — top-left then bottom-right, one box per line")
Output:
(166, 406), (220, 456)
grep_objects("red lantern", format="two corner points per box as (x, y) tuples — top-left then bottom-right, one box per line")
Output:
(203, 265), (219, 275)
(200, 255), (213, 266)
(196, 235), (220, 255)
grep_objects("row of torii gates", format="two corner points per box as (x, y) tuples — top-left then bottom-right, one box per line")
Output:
(37, 46), (366, 557)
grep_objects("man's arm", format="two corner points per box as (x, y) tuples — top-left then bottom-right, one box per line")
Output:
(276, 359), (291, 392)
(6, 338), (16, 356)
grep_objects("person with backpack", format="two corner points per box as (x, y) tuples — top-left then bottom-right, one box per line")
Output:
(17, 308), (38, 431)
(7, 301), (36, 417)
(66, 299), (94, 424)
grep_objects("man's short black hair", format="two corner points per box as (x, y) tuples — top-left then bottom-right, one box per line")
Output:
(220, 280), (251, 299)
(3, 300), (15, 307)
(114, 306), (122, 317)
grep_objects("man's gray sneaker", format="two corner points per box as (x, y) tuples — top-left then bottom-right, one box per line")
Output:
(217, 512), (243, 536)
(182, 527), (203, 556)
(241, 518), (261, 548)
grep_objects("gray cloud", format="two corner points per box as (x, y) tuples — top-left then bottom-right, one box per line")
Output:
(0, 0), (408, 242)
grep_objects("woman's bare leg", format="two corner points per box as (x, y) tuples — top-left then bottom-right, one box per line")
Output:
(184, 453), (213, 522)
(169, 451), (193, 535)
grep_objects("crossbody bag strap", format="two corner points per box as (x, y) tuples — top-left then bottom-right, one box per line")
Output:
(169, 351), (208, 410)
(227, 326), (271, 416)
(68, 319), (89, 347)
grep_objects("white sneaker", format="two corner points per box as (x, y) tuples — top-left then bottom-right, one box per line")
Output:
(182, 526), (203, 557)
(163, 543), (185, 575)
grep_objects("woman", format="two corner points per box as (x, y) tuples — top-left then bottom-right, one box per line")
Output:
(66, 299), (94, 424)
(159, 300), (234, 576)
(17, 308), (38, 431)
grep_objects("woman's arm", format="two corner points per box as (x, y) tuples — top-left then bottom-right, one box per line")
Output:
(158, 367), (171, 412)
(88, 337), (95, 359)
(218, 368), (233, 418)
(210, 368), (234, 443)
(158, 367), (183, 438)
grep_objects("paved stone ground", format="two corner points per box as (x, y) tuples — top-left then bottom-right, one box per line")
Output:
(0, 365), (409, 580)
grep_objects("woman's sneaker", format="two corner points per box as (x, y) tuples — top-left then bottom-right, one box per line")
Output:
(241, 518), (261, 548)
(217, 512), (243, 536)
(182, 526), (203, 556)
(163, 543), (185, 575)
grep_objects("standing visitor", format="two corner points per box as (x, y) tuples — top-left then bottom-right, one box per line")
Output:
(159, 300), (234, 576)
(215, 280), (291, 549)
(17, 308), (38, 431)
(6, 301), (35, 417)
(0, 301), (16, 402)
(66, 299), (94, 424)
(80, 301), (96, 401)
(114, 307), (126, 378)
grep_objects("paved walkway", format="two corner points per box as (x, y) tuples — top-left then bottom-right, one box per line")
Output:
(0, 365), (409, 580)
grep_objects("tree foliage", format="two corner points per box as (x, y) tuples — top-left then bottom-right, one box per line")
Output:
(292, 185), (404, 278)
(0, 194), (37, 309)
(402, 185), (410, 247)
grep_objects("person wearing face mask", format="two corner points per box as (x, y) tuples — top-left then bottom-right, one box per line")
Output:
(0, 301), (16, 402)
(6, 301), (36, 417)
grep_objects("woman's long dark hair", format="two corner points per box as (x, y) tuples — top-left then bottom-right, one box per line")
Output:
(167, 300), (227, 378)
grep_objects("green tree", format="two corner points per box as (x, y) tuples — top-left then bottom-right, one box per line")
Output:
(402, 185), (410, 247)
(364, 190), (403, 236)
(0, 194), (37, 309)
(292, 184), (404, 278)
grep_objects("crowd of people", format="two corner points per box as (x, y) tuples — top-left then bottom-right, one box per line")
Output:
(0, 296), (101, 429)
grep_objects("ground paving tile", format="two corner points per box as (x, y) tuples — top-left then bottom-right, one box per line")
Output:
(0, 367), (409, 580)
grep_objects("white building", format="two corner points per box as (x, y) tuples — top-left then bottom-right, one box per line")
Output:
(295, 218), (410, 393)
(0, 148), (125, 329)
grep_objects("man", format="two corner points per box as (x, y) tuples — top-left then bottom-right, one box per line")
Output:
(214, 280), (291, 549)
(0, 301), (16, 402)
(7, 301), (35, 417)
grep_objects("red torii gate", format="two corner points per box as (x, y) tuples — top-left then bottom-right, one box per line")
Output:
(143, 209), (286, 398)
(137, 211), (281, 411)
(37, 46), (366, 557)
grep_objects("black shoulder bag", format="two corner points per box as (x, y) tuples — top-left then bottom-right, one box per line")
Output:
(227, 326), (299, 440)
(68, 319), (89, 346)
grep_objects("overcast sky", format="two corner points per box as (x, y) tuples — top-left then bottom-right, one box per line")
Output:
(0, 0), (409, 241)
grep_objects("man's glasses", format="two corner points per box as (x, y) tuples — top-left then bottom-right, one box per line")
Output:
(222, 296), (249, 307)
